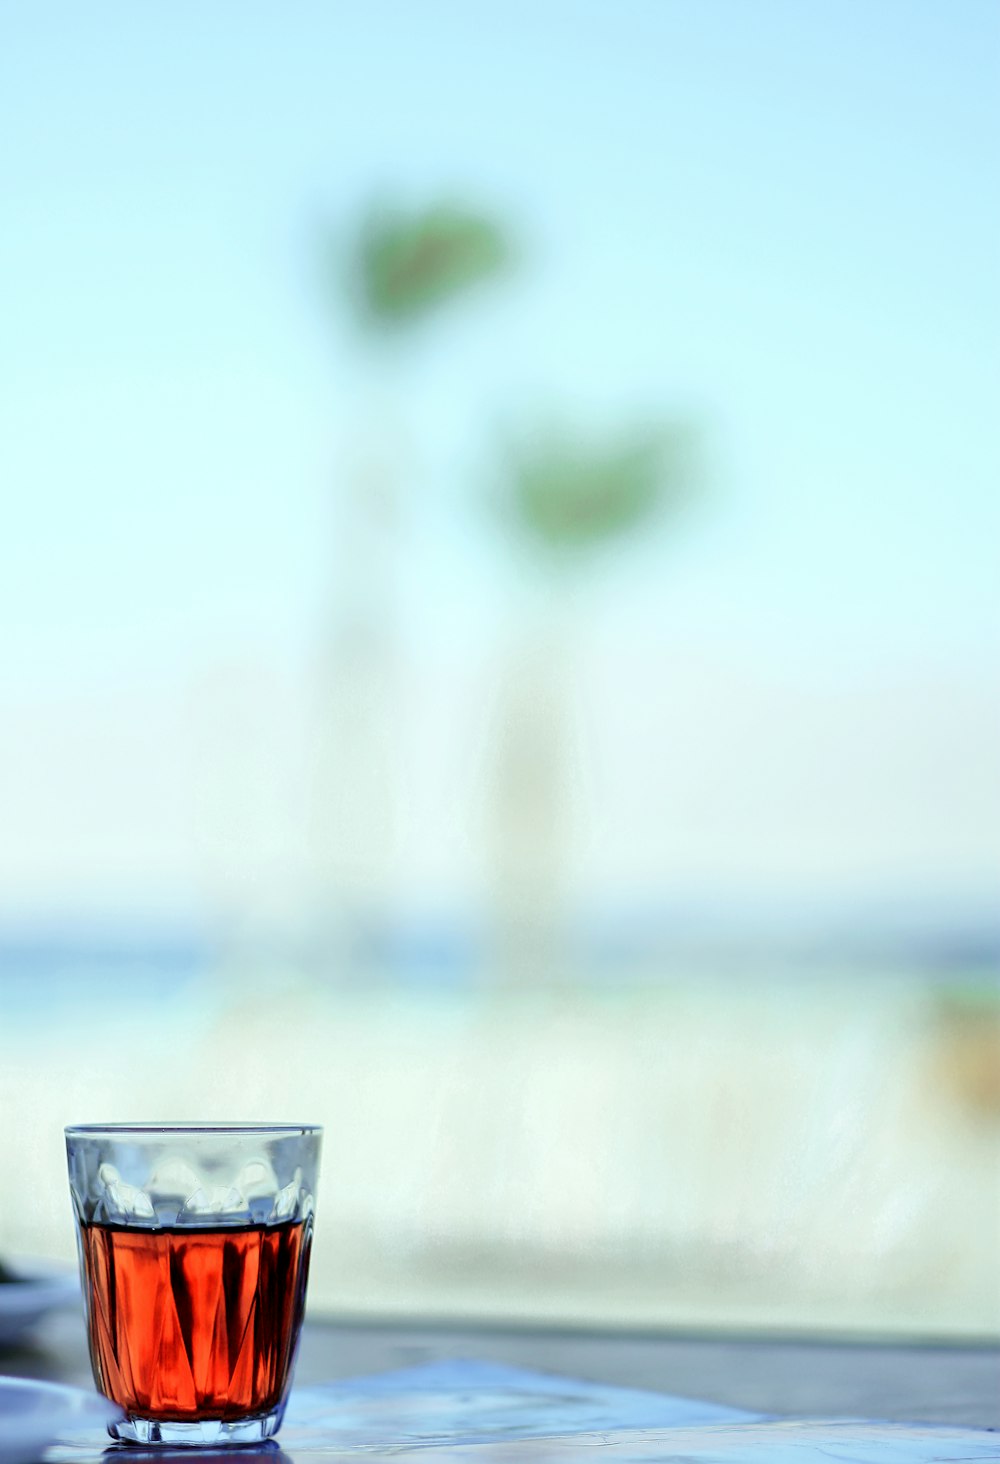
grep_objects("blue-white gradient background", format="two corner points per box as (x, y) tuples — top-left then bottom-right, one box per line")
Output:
(2, 0), (997, 920)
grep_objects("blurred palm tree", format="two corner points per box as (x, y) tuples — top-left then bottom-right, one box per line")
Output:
(502, 420), (700, 558)
(317, 196), (703, 980)
(349, 201), (511, 330)
(314, 201), (511, 958)
(488, 418), (702, 981)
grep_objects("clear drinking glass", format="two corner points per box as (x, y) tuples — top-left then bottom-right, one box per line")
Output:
(65, 1122), (321, 1446)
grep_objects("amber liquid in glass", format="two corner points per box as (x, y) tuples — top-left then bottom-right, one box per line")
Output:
(79, 1218), (311, 1422)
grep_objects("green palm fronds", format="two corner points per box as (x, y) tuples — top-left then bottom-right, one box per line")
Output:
(352, 202), (510, 327)
(503, 421), (701, 554)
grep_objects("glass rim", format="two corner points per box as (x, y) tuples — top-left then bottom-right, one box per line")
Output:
(65, 1122), (323, 1138)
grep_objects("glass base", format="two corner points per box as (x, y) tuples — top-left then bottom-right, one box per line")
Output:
(109, 1406), (283, 1446)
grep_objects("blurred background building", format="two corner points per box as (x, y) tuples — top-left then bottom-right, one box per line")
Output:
(1, 0), (998, 1339)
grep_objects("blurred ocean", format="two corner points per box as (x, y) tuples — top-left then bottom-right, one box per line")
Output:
(1, 918), (996, 1341)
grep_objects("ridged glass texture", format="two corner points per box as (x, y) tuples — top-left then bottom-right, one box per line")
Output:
(65, 1123), (321, 1446)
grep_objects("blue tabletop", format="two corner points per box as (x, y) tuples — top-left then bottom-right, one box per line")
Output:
(38, 1360), (1000, 1462)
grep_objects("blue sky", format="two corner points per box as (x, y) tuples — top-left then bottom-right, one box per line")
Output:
(3, 0), (997, 676)
(0, 2), (997, 913)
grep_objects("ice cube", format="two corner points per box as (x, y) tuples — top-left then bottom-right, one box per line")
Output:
(178, 1184), (251, 1222)
(145, 1157), (202, 1203)
(235, 1159), (278, 1201)
(215, 1185), (252, 1221)
(268, 1167), (303, 1221)
(179, 1186), (212, 1215)
(97, 1164), (155, 1221)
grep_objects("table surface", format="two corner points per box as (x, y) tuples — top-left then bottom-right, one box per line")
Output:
(4, 1308), (999, 1432)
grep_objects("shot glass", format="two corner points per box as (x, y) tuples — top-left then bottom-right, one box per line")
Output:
(65, 1122), (321, 1446)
